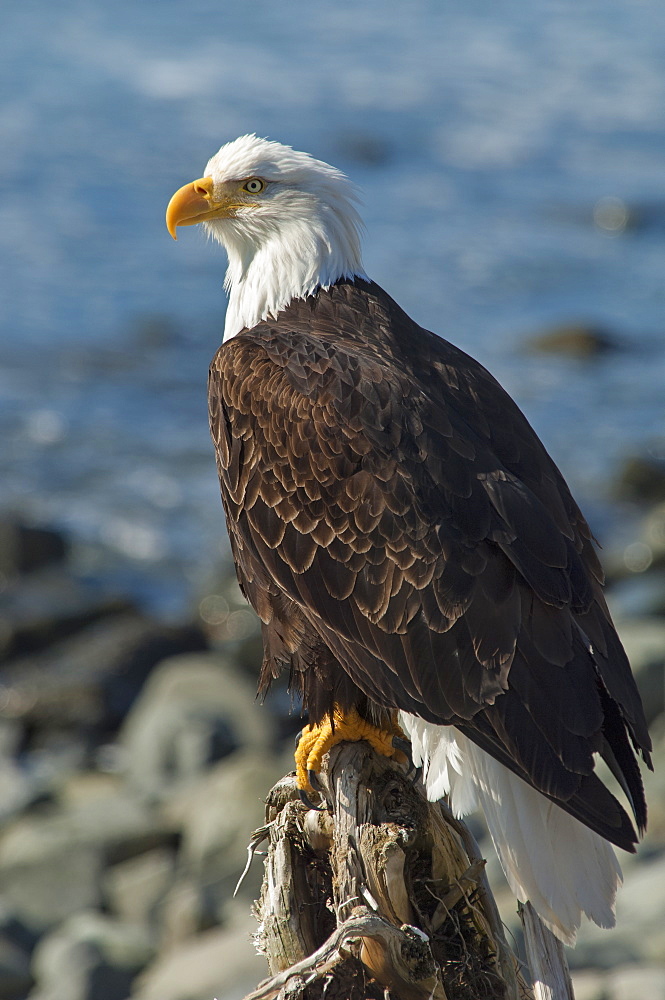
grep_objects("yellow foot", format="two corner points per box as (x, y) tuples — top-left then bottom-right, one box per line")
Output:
(295, 706), (407, 794)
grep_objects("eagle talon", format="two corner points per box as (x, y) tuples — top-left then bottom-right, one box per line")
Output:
(299, 788), (324, 812)
(294, 706), (408, 800)
(307, 768), (325, 794)
(391, 735), (414, 768)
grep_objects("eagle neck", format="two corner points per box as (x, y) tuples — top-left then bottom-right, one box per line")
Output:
(221, 214), (366, 340)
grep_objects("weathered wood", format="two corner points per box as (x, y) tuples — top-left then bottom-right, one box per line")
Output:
(519, 903), (575, 1000)
(245, 740), (533, 999)
(437, 801), (529, 1000)
(243, 909), (444, 1000)
(257, 777), (336, 973)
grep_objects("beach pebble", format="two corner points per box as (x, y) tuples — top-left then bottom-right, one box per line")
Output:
(119, 652), (275, 799)
(522, 323), (619, 359)
(29, 912), (154, 1000)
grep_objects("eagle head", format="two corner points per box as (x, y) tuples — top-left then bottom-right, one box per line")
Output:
(166, 135), (365, 339)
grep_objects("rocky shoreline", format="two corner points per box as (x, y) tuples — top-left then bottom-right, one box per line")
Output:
(0, 510), (663, 1000)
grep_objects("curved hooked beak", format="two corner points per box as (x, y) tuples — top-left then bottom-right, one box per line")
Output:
(166, 176), (233, 239)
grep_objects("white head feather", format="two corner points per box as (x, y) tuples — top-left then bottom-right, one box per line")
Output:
(202, 135), (366, 340)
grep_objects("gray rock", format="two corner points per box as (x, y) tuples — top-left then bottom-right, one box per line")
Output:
(643, 502), (665, 565)
(607, 569), (665, 621)
(522, 323), (619, 359)
(572, 852), (665, 968)
(615, 454), (665, 504)
(0, 899), (40, 954)
(0, 520), (67, 578)
(29, 911), (154, 1000)
(0, 841), (103, 935)
(163, 748), (287, 875)
(0, 613), (206, 735)
(0, 775), (177, 933)
(573, 964), (665, 1000)
(0, 719), (75, 826)
(120, 653), (275, 799)
(605, 501), (665, 576)
(0, 566), (133, 659)
(103, 847), (176, 927)
(0, 935), (33, 1000)
(570, 969), (607, 1000)
(130, 907), (266, 1000)
(161, 747), (291, 921)
(0, 773), (175, 864)
(0, 750), (44, 826)
(157, 877), (209, 949)
(604, 501), (665, 615)
(608, 964), (665, 1000)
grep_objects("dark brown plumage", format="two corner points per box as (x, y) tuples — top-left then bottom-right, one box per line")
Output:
(209, 276), (651, 852)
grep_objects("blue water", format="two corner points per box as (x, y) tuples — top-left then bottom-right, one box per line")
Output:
(1, 0), (664, 613)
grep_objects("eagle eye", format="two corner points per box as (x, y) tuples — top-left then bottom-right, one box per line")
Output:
(243, 178), (264, 194)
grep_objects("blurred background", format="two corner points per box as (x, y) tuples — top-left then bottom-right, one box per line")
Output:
(1, 1), (664, 998)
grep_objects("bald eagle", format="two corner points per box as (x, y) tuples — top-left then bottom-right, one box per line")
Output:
(167, 135), (650, 943)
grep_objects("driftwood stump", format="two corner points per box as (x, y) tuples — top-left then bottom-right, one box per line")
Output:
(518, 904), (575, 1000)
(238, 741), (538, 1000)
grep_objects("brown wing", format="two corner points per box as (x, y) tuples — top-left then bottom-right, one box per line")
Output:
(208, 279), (650, 850)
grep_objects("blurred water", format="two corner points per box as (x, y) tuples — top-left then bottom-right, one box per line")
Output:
(1, 0), (664, 613)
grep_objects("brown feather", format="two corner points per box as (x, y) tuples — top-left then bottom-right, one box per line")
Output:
(208, 276), (650, 851)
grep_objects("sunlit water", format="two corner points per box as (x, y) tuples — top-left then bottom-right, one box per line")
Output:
(1, 0), (664, 613)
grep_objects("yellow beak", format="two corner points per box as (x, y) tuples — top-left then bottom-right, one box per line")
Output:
(166, 176), (220, 240)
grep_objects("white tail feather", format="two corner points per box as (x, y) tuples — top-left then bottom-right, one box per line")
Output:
(400, 714), (622, 944)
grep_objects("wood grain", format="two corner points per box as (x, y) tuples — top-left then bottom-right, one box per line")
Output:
(245, 743), (533, 999)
